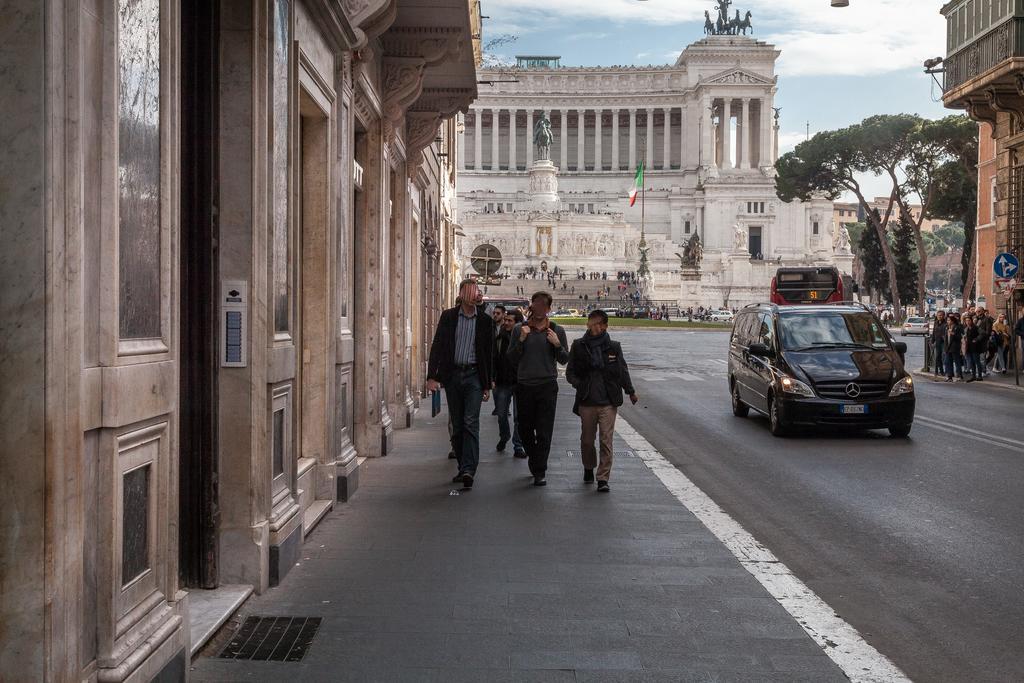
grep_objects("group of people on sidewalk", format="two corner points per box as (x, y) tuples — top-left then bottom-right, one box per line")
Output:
(928, 306), (1016, 382)
(427, 280), (638, 493)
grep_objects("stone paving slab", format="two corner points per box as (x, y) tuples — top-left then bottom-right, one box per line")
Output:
(191, 385), (845, 682)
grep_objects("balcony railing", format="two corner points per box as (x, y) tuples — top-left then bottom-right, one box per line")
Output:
(944, 14), (1024, 92)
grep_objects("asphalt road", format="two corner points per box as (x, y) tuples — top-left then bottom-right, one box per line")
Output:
(610, 328), (1024, 683)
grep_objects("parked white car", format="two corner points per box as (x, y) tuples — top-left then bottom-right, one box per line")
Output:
(709, 309), (735, 323)
(901, 317), (929, 336)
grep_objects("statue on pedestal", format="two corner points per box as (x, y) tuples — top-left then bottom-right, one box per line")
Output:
(733, 223), (748, 251)
(533, 113), (553, 161)
(835, 224), (852, 254)
(676, 233), (703, 269)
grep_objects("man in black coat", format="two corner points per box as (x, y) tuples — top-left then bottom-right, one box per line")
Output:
(507, 291), (569, 486)
(427, 280), (494, 488)
(493, 309), (525, 457)
(565, 310), (638, 493)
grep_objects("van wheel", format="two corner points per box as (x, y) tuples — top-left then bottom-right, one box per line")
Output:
(889, 423), (912, 438)
(768, 393), (788, 437)
(731, 381), (749, 418)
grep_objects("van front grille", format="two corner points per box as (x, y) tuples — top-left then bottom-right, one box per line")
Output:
(814, 380), (889, 400)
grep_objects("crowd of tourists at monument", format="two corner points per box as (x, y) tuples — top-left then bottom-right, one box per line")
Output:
(427, 279), (638, 493)
(927, 306), (1022, 382)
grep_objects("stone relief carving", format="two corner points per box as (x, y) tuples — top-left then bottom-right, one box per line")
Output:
(733, 223), (748, 251)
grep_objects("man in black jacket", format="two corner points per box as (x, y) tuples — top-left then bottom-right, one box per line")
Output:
(508, 291), (569, 486)
(930, 310), (947, 378)
(494, 309), (525, 457)
(566, 310), (637, 493)
(427, 280), (494, 488)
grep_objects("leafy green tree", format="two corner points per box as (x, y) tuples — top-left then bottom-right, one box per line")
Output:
(901, 115), (978, 307)
(927, 131), (978, 298)
(776, 126), (903, 315)
(857, 211), (889, 301)
(892, 215), (920, 305)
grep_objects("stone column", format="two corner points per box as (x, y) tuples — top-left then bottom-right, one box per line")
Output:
(577, 109), (585, 170)
(628, 108), (637, 171)
(662, 107), (672, 170)
(509, 108), (517, 171)
(611, 109), (620, 171)
(458, 113), (466, 171)
(473, 109), (482, 171)
(759, 98), (770, 167)
(526, 109), (534, 166)
(680, 102), (687, 168)
(491, 108), (501, 170)
(701, 95), (712, 167)
(560, 109), (568, 170)
(354, 120), (386, 459)
(594, 109), (603, 171)
(722, 98), (732, 170)
(645, 108), (655, 171)
(740, 98), (751, 169)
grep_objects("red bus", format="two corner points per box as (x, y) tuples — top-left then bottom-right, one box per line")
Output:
(770, 267), (852, 305)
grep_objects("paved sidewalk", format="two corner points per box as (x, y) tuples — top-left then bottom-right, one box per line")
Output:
(192, 384), (845, 682)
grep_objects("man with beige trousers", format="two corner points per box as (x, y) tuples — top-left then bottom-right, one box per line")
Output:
(566, 310), (638, 492)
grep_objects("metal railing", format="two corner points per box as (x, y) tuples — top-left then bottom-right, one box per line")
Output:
(944, 15), (1024, 92)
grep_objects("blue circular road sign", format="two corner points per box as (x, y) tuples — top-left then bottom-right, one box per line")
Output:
(994, 252), (1019, 279)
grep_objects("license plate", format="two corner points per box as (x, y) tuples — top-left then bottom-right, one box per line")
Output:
(841, 405), (867, 415)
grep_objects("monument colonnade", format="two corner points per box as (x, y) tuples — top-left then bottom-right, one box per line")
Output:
(462, 95), (774, 173)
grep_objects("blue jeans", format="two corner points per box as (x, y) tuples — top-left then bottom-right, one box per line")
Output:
(445, 368), (483, 475)
(932, 339), (945, 375)
(946, 350), (963, 379)
(965, 351), (983, 378)
(493, 384), (523, 452)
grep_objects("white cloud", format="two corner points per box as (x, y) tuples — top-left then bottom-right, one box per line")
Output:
(776, 130), (808, 155)
(486, 0), (946, 78)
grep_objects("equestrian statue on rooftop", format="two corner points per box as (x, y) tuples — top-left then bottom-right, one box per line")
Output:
(704, 0), (753, 36)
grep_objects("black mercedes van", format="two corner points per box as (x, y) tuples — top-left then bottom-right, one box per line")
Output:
(728, 303), (915, 437)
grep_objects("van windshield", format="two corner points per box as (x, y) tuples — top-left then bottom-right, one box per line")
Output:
(779, 312), (889, 351)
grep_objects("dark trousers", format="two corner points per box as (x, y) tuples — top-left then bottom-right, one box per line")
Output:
(493, 384), (523, 451)
(932, 339), (945, 376)
(445, 367), (483, 476)
(515, 381), (559, 477)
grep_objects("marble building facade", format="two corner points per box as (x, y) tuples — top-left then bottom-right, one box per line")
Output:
(1, 0), (477, 680)
(457, 35), (838, 308)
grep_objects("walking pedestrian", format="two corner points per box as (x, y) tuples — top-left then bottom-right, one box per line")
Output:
(566, 310), (638, 493)
(931, 310), (947, 378)
(494, 309), (525, 457)
(964, 314), (984, 382)
(427, 279), (494, 489)
(508, 291), (569, 486)
(992, 312), (1010, 373)
(945, 313), (964, 382)
(976, 307), (993, 377)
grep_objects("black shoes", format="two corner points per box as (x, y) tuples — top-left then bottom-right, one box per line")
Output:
(513, 450), (527, 458)
(597, 480), (610, 492)
(496, 439), (507, 452)
(533, 476), (547, 487)
(452, 473), (465, 483)
(448, 450), (457, 459)
(463, 473), (474, 489)
(583, 469), (595, 483)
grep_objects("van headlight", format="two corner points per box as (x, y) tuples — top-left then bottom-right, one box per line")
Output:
(779, 375), (815, 397)
(889, 376), (914, 396)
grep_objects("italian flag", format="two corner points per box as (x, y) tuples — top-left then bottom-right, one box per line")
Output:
(629, 161), (644, 207)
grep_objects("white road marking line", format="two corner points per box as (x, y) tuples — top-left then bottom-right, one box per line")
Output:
(914, 415), (1024, 453)
(616, 417), (910, 683)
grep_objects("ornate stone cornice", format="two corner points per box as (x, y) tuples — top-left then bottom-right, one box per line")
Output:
(383, 56), (427, 124)
(342, 0), (398, 46)
(699, 67), (775, 86)
(381, 26), (464, 66)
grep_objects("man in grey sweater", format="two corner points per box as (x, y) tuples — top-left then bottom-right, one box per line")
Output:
(507, 291), (569, 486)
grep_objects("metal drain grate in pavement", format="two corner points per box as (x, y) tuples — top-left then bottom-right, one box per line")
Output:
(218, 616), (322, 662)
(566, 449), (637, 458)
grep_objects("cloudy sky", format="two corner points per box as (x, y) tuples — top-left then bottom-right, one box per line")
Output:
(480, 0), (953, 200)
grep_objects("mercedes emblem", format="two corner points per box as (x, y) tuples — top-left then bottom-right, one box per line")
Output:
(845, 383), (862, 398)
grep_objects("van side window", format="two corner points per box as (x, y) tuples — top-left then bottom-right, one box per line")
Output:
(758, 313), (775, 349)
(733, 313), (754, 344)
